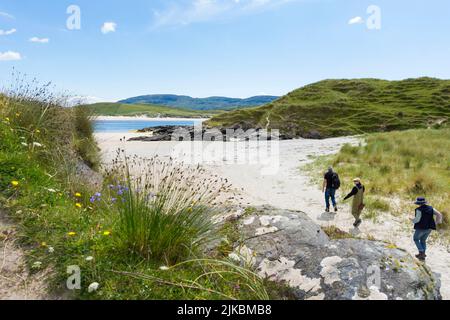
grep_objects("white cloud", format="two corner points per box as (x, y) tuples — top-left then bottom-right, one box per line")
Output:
(101, 22), (117, 34)
(0, 51), (22, 61)
(0, 11), (15, 19)
(0, 28), (16, 36)
(66, 96), (109, 107)
(29, 37), (49, 43)
(348, 16), (364, 25)
(153, 0), (295, 28)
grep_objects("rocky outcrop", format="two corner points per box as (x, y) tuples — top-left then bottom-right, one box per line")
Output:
(229, 206), (441, 300)
(128, 125), (292, 142)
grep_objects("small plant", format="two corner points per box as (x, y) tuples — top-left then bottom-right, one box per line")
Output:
(108, 153), (231, 264)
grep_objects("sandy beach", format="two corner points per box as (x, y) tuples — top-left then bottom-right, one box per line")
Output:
(95, 132), (450, 299)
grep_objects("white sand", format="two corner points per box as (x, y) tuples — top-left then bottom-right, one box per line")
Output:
(95, 132), (450, 299)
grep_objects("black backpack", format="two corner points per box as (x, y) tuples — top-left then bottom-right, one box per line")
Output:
(331, 173), (341, 190)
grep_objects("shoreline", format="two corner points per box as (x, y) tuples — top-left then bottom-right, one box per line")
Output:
(92, 115), (209, 122)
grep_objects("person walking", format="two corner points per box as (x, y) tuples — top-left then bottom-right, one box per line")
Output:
(411, 197), (443, 261)
(343, 178), (365, 228)
(322, 167), (340, 213)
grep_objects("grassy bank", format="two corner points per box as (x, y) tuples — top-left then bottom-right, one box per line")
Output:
(207, 77), (450, 138)
(307, 128), (450, 231)
(0, 86), (273, 300)
(83, 102), (223, 118)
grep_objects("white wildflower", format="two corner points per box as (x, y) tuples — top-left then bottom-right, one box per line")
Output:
(159, 266), (169, 271)
(32, 261), (42, 269)
(88, 282), (100, 293)
(228, 253), (241, 263)
(21, 142), (28, 147)
(48, 246), (55, 253)
(85, 256), (94, 262)
(32, 142), (43, 147)
(45, 188), (57, 193)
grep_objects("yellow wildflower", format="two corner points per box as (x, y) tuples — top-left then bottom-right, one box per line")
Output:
(75, 192), (82, 198)
(103, 231), (111, 236)
(5, 117), (10, 122)
(11, 181), (19, 187)
(75, 203), (82, 209)
(41, 242), (47, 247)
(36, 129), (41, 133)
(68, 232), (76, 236)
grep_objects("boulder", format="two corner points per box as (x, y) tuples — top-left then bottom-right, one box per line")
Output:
(231, 206), (441, 300)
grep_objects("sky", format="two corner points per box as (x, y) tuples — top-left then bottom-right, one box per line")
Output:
(0, 0), (449, 102)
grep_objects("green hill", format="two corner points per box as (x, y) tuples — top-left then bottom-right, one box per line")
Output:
(83, 102), (223, 118)
(118, 94), (279, 110)
(206, 78), (450, 138)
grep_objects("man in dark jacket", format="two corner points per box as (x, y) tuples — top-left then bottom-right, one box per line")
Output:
(322, 167), (339, 213)
(411, 197), (443, 261)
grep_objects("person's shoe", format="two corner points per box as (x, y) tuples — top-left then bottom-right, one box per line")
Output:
(325, 207), (330, 213)
(353, 219), (362, 228)
(334, 206), (338, 213)
(416, 252), (426, 261)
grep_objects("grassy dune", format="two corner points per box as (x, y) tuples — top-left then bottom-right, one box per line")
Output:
(0, 88), (272, 299)
(309, 128), (450, 230)
(83, 102), (223, 118)
(207, 78), (450, 138)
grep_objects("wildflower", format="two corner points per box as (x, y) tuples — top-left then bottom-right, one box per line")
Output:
(21, 142), (28, 147)
(85, 256), (94, 262)
(35, 129), (40, 133)
(41, 242), (47, 247)
(32, 142), (43, 147)
(75, 203), (82, 209)
(75, 192), (82, 198)
(67, 232), (76, 236)
(15, 113), (20, 117)
(11, 181), (19, 187)
(48, 246), (55, 253)
(111, 198), (117, 203)
(159, 266), (169, 271)
(103, 231), (111, 236)
(88, 282), (100, 293)
(32, 261), (42, 269)
(5, 117), (10, 122)
(45, 188), (57, 193)
(228, 253), (241, 263)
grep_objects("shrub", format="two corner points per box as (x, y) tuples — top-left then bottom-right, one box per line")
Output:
(108, 154), (230, 264)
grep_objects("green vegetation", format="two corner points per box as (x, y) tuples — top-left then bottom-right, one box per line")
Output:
(207, 78), (450, 138)
(83, 102), (223, 118)
(308, 128), (450, 231)
(0, 85), (271, 300)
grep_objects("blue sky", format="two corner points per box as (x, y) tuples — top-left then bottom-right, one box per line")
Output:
(0, 0), (449, 102)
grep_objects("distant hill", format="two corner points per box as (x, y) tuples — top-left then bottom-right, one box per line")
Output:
(118, 94), (279, 110)
(83, 102), (224, 118)
(206, 78), (450, 139)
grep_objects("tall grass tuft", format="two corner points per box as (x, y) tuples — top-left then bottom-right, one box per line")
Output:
(107, 153), (231, 264)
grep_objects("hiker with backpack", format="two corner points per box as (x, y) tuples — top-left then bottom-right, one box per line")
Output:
(322, 167), (340, 212)
(343, 178), (365, 228)
(411, 197), (443, 261)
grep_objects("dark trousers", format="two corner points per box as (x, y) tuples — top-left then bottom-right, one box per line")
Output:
(325, 188), (337, 209)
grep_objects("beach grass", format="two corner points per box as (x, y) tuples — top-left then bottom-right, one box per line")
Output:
(307, 128), (450, 232)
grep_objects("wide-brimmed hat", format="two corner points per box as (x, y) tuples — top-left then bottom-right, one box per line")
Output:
(414, 197), (427, 205)
(353, 178), (361, 183)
